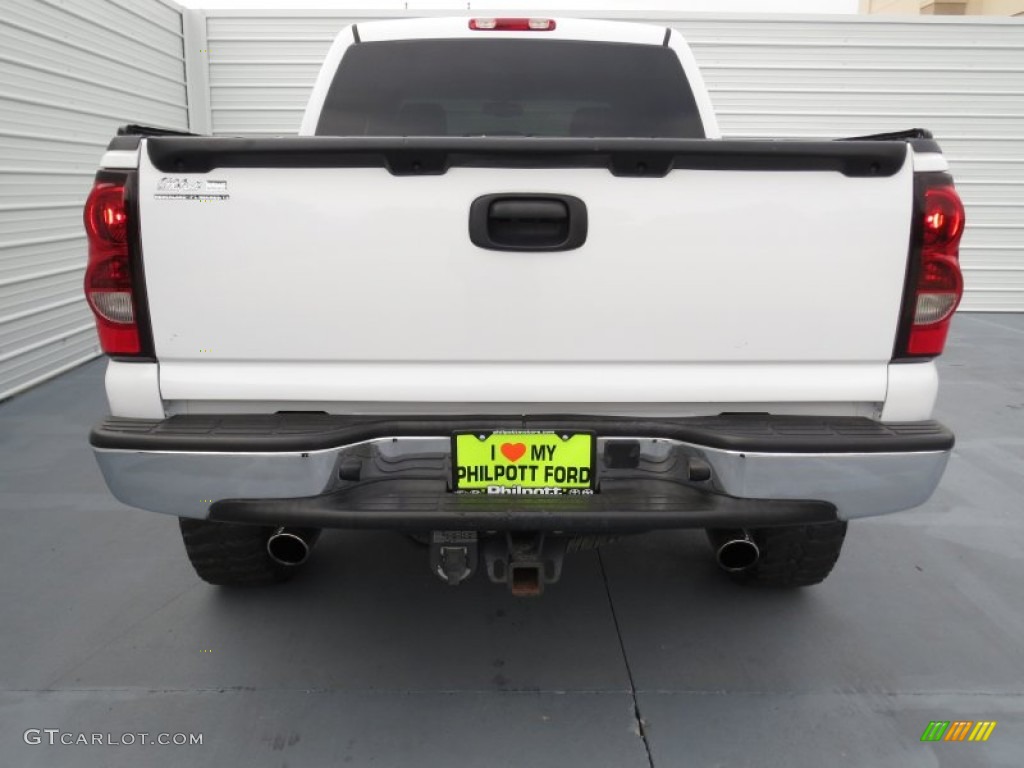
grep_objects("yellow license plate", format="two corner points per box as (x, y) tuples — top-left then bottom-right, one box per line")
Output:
(452, 431), (595, 495)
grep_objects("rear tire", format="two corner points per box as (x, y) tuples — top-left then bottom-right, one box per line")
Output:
(708, 521), (848, 587)
(179, 518), (302, 586)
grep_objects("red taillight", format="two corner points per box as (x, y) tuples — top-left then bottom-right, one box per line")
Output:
(921, 185), (965, 249)
(898, 176), (965, 358)
(469, 18), (556, 31)
(84, 179), (140, 355)
(85, 183), (128, 244)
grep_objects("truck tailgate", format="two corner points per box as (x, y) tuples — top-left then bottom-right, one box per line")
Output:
(136, 140), (913, 405)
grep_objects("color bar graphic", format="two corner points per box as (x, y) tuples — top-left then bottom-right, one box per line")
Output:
(943, 721), (973, 741)
(969, 721), (997, 742)
(921, 720), (997, 743)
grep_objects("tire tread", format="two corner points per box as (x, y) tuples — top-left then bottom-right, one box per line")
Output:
(720, 522), (848, 587)
(179, 519), (294, 587)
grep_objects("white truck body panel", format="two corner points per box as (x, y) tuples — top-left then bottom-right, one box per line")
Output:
(155, 361), (887, 407)
(97, 18), (947, 424)
(103, 359), (939, 422)
(137, 160), (913, 407)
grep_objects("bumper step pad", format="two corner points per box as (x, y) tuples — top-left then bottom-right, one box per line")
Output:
(91, 414), (954, 454)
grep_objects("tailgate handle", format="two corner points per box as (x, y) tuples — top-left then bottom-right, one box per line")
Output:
(490, 200), (566, 220)
(469, 194), (588, 251)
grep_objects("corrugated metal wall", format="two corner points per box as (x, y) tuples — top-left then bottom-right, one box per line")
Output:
(0, 0), (189, 401)
(200, 9), (1024, 312)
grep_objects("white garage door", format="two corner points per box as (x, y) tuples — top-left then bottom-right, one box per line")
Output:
(0, 0), (190, 401)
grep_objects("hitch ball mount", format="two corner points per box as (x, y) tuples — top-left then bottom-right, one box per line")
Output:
(428, 532), (567, 597)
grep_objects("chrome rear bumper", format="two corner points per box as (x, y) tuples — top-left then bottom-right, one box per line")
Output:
(91, 415), (953, 526)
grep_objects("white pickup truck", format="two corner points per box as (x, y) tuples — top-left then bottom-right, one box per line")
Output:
(85, 17), (964, 596)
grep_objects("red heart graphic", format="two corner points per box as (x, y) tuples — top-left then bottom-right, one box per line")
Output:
(500, 442), (526, 462)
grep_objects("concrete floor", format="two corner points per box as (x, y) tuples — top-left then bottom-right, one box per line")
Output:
(1, 313), (1022, 768)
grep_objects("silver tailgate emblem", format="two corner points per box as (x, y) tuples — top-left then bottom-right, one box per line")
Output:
(155, 177), (229, 202)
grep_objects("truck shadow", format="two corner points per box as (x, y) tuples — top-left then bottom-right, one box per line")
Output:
(190, 529), (815, 693)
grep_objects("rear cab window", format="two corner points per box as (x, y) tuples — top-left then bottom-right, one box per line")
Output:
(315, 39), (705, 139)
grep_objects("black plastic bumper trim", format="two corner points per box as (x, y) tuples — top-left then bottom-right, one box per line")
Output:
(144, 136), (907, 178)
(208, 478), (836, 532)
(90, 414), (954, 455)
(841, 128), (942, 156)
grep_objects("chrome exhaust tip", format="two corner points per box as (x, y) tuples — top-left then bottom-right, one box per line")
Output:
(714, 532), (760, 572)
(266, 527), (319, 567)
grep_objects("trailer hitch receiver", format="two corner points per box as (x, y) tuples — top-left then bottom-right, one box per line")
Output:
(483, 533), (568, 597)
